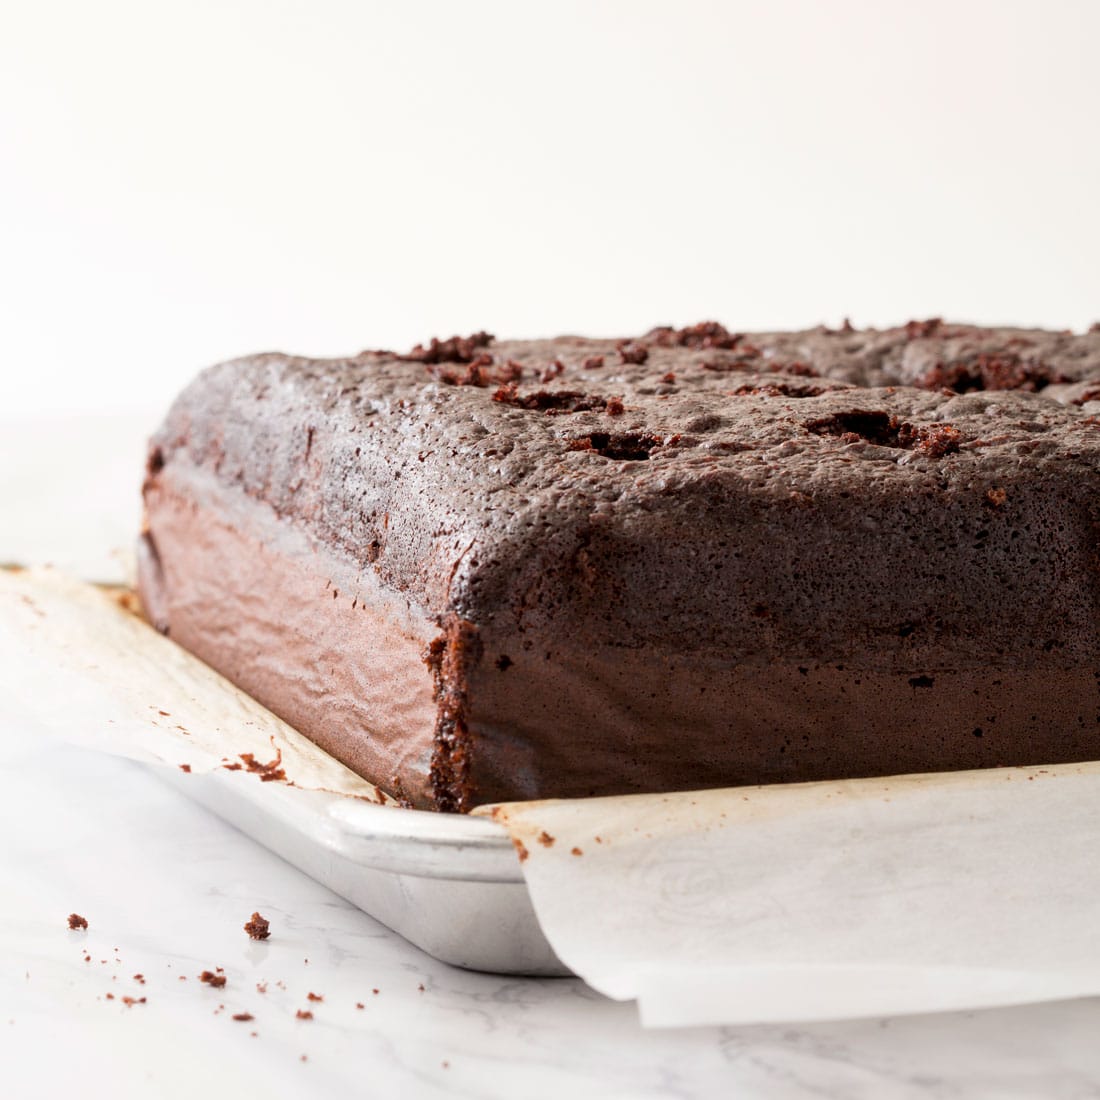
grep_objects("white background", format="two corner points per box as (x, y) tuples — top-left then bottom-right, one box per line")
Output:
(2, 0), (1099, 421)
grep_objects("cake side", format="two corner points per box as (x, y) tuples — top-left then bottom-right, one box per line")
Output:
(139, 321), (1100, 809)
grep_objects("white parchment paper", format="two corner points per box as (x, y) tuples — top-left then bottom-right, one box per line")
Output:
(485, 770), (1100, 1025)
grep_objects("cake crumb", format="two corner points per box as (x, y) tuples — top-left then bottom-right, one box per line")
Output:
(179, 764), (192, 773)
(571, 847), (583, 856)
(537, 831), (555, 847)
(199, 970), (227, 988)
(232, 1013), (254, 1022)
(512, 838), (529, 862)
(296, 1010), (313, 1021)
(237, 749), (286, 783)
(616, 341), (649, 365)
(244, 912), (271, 940)
(306, 992), (323, 1002)
(121, 996), (146, 1007)
(67, 913), (88, 931)
(256, 982), (268, 994)
(355, 1002), (365, 1010)
(133, 974), (145, 984)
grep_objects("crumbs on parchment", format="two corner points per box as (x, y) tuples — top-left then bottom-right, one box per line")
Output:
(221, 743), (286, 782)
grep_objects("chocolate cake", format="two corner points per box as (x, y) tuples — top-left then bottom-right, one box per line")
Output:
(138, 320), (1100, 811)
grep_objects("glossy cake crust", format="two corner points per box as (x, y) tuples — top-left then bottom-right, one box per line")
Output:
(139, 320), (1100, 810)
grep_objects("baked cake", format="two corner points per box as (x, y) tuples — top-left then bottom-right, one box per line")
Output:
(138, 320), (1100, 811)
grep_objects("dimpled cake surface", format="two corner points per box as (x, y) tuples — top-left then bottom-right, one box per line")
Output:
(138, 320), (1100, 811)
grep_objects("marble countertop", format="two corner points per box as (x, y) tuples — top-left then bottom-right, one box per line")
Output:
(4, 723), (1100, 1100)
(5, 413), (1100, 1099)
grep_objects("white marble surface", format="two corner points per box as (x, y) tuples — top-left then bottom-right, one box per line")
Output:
(3, 723), (1100, 1100)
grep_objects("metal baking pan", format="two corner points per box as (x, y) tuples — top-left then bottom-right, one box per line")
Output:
(157, 764), (571, 977)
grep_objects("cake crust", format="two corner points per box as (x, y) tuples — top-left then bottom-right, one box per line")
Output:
(139, 320), (1100, 810)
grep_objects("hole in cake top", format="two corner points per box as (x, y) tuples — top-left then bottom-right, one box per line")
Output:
(731, 381), (832, 398)
(492, 385), (612, 415)
(568, 432), (663, 461)
(805, 410), (962, 456)
(915, 354), (1070, 394)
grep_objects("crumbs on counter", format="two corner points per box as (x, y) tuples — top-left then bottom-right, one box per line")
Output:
(199, 970), (227, 988)
(67, 913), (88, 931)
(244, 912), (271, 940)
